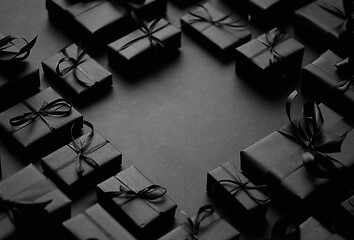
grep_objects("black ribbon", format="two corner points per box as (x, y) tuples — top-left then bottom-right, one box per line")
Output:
(0, 35), (37, 62)
(271, 217), (301, 240)
(334, 57), (354, 92)
(278, 91), (350, 178)
(258, 28), (287, 64)
(103, 184), (167, 201)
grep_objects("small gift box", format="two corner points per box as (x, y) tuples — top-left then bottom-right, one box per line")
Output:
(235, 28), (304, 85)
(41, 120), (122, 196)
(108, 16), (181, 67)
(240, 91), (354, 209)
(301, 50), (354, 120)
(118, 0), (167, 21)
(42, 43), (112, 99)
(180, 3), (251, 59)
(96, 166), (177, 238)
(206, 162), (270, 224)
(0, 87), (83, 157)
(158, 205), (240, 240)
(299, 217), (345, 239)
(63, 203), (136, 240)
(45, 0), (135, 44)
(0, 33), (40, 112)
(0, 164), (71, 239)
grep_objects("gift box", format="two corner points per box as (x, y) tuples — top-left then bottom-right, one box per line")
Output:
(336, 194), (354, 238)
(301, 50), (354, 120)
(63, 203), (136, 240)
(206, 162), (270, 224)
(107, 17), (181, 68)
(118, 0), (167, 21)
(158, 205), (240, 240)
(240, 91), (354, 211)
(0, 87), (83, 157)
(180, 3), (251, 59)
(45, 0), (135, 44)
(299, 217), (345, 239)
(41, 120), (122, 196)
(0, 164), (71, 240)
(0, 33), (40, 112)
(235, 28), (304, 85)
(96, 166), (177, 238)
(42, 43), (112, 99)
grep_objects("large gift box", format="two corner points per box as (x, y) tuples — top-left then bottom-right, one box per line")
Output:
(299, 217), (345, 239)
(240, 91), (354, 210)
(0, 33), (40, 112)
(41, 120), (122, 196)
(301, 50), (354, 120)
(118, 0), (167, 21)
(206, 162), (270, 224)
(63, 203), (136, 240)
(180, 3), (251, 59)
(158, 205), (240, 240)
(0, 87), (83, 157)
(42, 43), (112, 99)
(235, 28), (304, 85)
(96, 166), (177, 238)
(108, 17), (181, 68)
(0, 164), (71, 239)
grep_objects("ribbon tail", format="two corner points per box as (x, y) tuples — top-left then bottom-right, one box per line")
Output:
(75, 156), (85, 176)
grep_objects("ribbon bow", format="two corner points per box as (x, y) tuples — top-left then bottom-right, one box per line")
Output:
(258, 28), (286, 64)
(278, 91), (350, 178)
(334, 57), (354, 92)
(0, 35), (37, 62)
(103, 184), (167, 201)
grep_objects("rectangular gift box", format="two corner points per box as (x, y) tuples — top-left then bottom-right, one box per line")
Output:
(96, 166), (177, 238)
(300, 217), (345, 239)
(301, 50), (354, 120)
(0, 87), (83, 158)
(206, 162), (269, 224)
(235, 28), (304, 85)
(0, 33), (40, 112)
(107, 18), (181, 68)
(63, 203), (136, 240)
(0, 164), (71, 240)
(180, 3), (251, 59)
(41, 122), (122, 196)
(118, 0), (167, 21)
(240, 103), (354, 211)
(42, 43), (112, 99)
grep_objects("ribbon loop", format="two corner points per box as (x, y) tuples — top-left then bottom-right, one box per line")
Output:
(103, 184), (166, 201)
(0, 35), (37, 62)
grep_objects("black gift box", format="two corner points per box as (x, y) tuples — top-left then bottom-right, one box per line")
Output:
(0, 33), (40, 112)
(301, 50), (354, 120)
(180, 3), (251, 59)
(96, 166), (177, 238)
(206, 162), (270, 224)
(0, 164), (71, 240)
(108, 17), (181, 67)
(42, 43), (112, 99)
(0, 87), (83, 157)
(235, 28), (304, 85)
(41, 120), (122, 196)
(118, 0), (167, 21)
(63, 203), (136, 240)
(300, 217), (345, 239)
(336, 194), (354, 238)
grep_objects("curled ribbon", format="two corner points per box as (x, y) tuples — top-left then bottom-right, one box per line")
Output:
(0, 35), (37, 62)
(278, 91), (350, 178)
(258, 28), (287, 64)
(103, 184), (167, 201)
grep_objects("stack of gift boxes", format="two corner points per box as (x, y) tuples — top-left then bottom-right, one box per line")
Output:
(2, 0), (354, 239)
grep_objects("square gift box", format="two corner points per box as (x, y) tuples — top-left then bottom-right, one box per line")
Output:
(0, 164), (71, 240)
(96, 166), (177, 238)
(299, 217), (345, 239)
(118, 0), (167, 21)
(0, 87), (83, 157)
(42, 43), (112, 99)
(63, 203), (136, 240)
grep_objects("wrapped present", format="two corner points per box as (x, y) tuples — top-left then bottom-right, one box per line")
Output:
(108, 15), (181, 67)
(0, 33), (40, 112)
(96, 166), (177, 238)
(117, 0), (167, 21)
(301, 50), (354, 120)
(42, 43), (112, 99)
(63, 203), (136, 240)
(158, 205), (240, 240)
(45, 0), (135, 44)
(336, 194), (354, 238)
(0, 87), (83, 157)
(240, 91), (354, 209)
(0, 164), (71, 239)
(180, 3), (251, 58)
(299, 217), (345, 239)
(235, 28), (304, 85)
(41, 120), (122, 196)
(206, 162), (270, 224)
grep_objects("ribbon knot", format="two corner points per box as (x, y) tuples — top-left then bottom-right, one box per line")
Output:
(0, 35), (37, 62)
(258, 28), (286, 64)
(104, 184), (167, 201)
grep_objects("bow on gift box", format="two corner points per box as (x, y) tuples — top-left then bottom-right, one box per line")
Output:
(258, 28), (287, 64)
(278, 91), (351, 178)
(333, 57), (354, 92)
(103, 184), (166, 201)
(0, 35), (37, 62)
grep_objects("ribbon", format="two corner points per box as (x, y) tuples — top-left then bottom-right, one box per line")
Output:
(271, 217), (301, 240)
(334, 57), (354, 92)
(278, 91), (351, 178)
(103, 184), (166, 201)
(257, 28), (287, 64)
(0, 35), (37, 62)
(318, 0), (353, 31)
